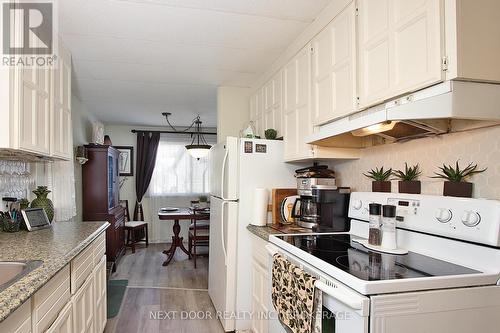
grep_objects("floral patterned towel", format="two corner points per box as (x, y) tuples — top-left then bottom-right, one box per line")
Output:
(272, 253), (321, 333)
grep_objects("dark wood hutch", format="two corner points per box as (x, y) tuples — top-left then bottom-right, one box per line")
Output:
(82, 144), (125, 270)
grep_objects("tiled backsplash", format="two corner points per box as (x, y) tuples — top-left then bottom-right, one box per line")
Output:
(331, 126), (500, 200)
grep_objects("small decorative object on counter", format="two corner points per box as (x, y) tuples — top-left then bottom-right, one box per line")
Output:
(30, 186), (54, 222)
(1, 210), (20, 232)
(431, 161), (487, 198)
(368, 203), (382, 246)
(264, 128), (277, 140)
(364, 167), (392, 192)
(393, 163), (422, 194)
(381, 205), (397, 250)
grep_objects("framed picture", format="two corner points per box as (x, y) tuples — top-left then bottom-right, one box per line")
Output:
(115, 146), (134, 176)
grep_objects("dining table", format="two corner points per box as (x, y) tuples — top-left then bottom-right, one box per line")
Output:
(157, 207), (210, 266)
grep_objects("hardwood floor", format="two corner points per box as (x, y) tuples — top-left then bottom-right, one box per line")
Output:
(105, 243), (224, 333)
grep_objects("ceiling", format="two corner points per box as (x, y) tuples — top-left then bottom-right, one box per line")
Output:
(60, 0), (331, 127)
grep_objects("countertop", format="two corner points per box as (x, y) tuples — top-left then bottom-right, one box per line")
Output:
(247, 223), (313, 241)
(0, 221), (109, 322)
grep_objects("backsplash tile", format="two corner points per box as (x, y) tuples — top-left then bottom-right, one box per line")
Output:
(331, 126), (500, 200)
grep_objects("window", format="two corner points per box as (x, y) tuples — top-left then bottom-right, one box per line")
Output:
(148, 134), (214, 196)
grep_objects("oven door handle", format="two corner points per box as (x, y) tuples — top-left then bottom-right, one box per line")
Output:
(315, 280), (363, 310)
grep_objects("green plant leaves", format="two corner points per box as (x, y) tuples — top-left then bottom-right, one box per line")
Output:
(431, 161), (487, 182)
(363, 167), (393, 181)
(393, 163), (422, 181)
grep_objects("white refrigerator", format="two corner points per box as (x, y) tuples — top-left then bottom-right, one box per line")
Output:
(208, 137), (297, 332)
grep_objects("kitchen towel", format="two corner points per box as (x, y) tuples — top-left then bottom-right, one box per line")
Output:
(251, 188), (269, 226)
(271, 253), (321, 333)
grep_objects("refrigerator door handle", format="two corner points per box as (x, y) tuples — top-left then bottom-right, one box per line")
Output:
(221, 201), (228, 265)
(220, 149), (229, 200)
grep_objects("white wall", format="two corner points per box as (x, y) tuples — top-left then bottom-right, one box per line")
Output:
(331, 126), (500, 200)
(217, 86), (252, 143)
(72, 94), (100, 221)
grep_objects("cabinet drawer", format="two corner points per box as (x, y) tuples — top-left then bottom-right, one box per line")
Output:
(0, 300), (31, 333)
(32, 265), (71, 333)
(93, 232), (106, 266)
(71, 242), (94, 294)
(250, 233), (269, 269)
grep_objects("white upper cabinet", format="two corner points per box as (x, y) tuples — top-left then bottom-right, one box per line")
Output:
(358, 0), (443, 108)
(283, 45), (314, 161)
(51, 39), (72, 160)
(18, 66), (51, 155)
(312, 1), (357, 125)
(263, 70), (284, 137)
(0, 35), (73, 159)
(250, 88), (265, 138)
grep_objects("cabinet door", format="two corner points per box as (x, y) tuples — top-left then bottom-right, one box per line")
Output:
(46, 302), (73, 333)
(251, 259), (269, 333)
(263, 71), (284, 137)
(18, 66), (51, 155)
(295, 46), (313, 159)
(94, 256), (107, 333)
(72, 274), (95, 333)
(391, 0), (443, 96)
(283, 56), (297, 160)
(51, 40), (72, 160)
(312, 2), (357, 125)
(358, 0), (443, 108)
(283, 45), (313, 161)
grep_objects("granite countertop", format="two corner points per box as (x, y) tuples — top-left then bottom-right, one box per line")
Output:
(247, 223), (312, 241)
(0, 221), (109, 323)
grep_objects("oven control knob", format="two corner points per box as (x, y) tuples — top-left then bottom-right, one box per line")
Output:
(352, 200), (363, 210)
(435, 208), (452, 223)
(462, 211), (481, 227)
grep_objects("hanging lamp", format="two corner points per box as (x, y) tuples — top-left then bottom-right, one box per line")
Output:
(162, 112), (212, 159)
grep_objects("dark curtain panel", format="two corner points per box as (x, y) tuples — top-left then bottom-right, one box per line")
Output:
(134, 132), (160, 220)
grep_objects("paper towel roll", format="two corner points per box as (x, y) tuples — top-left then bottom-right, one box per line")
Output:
(252, 188), (269, 226)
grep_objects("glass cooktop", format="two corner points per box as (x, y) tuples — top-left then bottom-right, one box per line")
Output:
(275, 234), (480, 281)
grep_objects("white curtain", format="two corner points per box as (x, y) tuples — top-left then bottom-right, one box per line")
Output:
(148, 134), (214, 196)
(145, 133), (215, 242)
(50, 159), (77, 221)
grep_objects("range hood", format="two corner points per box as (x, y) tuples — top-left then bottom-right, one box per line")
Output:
(307, 81), (500, 147)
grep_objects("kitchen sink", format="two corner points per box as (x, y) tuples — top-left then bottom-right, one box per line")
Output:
(0, 260), (43, 292)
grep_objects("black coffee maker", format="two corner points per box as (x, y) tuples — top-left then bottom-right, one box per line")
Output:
(311, 186), (351, 232)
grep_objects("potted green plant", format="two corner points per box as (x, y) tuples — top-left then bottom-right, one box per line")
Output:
(431, 161), (487, 198)
(364, 167), (393, 192)
(393, 163), (422, 194)
(265, 128), (277, 140)
(199, 195), (208, 208)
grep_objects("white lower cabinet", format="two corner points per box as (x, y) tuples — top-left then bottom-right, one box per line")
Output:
(94, 256), (107, 333)
(0, 232), (107, 333)
(250, 234), (271, 333)
(46, 302), (73, 333)
(72, 273), (95, 333)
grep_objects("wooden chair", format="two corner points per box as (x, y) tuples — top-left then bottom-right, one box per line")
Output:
(120, 200), (149, 254)
(188, 208), (210, 268)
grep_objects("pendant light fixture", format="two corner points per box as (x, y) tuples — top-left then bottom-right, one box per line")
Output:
(162, 112), (212, 159)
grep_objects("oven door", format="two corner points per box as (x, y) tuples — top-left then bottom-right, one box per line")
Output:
(266, 244), (370, 333)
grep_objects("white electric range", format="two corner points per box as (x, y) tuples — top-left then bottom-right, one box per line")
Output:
(267, 192), (500, 333)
